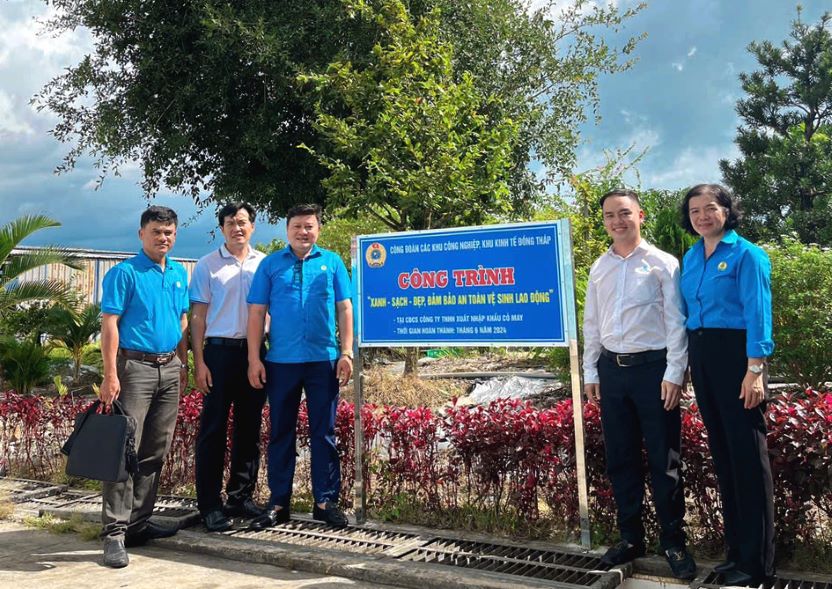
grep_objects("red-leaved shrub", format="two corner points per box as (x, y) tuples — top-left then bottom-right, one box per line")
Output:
(1, 387), (829, 556)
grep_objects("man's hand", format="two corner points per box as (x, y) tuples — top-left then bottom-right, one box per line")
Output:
(661, 380), (682, 410)
(195, 360), (213, 393)
(179, 365), (189, 393)
(584, 382), (600, 403)
(740, 371), (765, 409)
(248, 358), (267, 389)
(336, 356), (353, 386)
(100, 374), (121, 405)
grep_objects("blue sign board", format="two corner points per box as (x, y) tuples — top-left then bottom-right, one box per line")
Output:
(353, 221), (576, 347)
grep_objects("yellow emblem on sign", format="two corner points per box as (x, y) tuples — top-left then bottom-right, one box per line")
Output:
(365, 242), (387, 268)
(717, 261), (728, 271)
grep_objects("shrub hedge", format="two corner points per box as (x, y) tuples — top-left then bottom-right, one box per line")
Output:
(1, 389), (829, 557)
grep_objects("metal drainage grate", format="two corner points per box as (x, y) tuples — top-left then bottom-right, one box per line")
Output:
(698, 572), (832, 589)
(0, 477), (65, 501)
(14, 489), (97, 513)
(399, 539), (612, 588)
(152, 495), (199, 519)
(233, 519), (422, 556)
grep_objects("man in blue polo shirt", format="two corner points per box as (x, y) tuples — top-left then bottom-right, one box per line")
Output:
(98, 206), (190, 567)
(246, 203), (353, 529)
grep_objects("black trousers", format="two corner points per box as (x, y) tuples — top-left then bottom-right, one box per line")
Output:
(598, 354), (686, 550)
(689, 328), (775, 579)
(195, 343), (266, 514)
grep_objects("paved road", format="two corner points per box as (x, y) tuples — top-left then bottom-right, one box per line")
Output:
(0, 521), (397, 588)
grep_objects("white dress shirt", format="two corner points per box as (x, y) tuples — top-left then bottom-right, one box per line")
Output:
(582, 240), (687, 385)
(189, 244), (265, 338)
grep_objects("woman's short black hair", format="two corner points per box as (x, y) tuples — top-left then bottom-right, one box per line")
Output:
(680, 183), (741, 235)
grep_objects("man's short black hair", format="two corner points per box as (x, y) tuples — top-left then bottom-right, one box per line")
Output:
(286, 203), (323, 226)
(680, 183), (741, 235)
(218, 202), (257, 227)
(140, 206), (178, 228)
(599, 189), (640, 209)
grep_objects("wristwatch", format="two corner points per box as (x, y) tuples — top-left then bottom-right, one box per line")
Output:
(748, 363), (765, 375)
(341, 350), (354, 361)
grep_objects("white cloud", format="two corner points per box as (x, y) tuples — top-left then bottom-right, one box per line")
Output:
(0, 91), (33, 135)
(645, 144), (740, 189)
(672, 62), (684, 72)
(687, 46), (697, 58)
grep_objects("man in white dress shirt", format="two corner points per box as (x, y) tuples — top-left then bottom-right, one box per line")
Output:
(189, 202), (267, 532)
(583, 189), (696, 579)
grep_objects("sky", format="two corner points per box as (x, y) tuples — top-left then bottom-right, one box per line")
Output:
(0, 0), (827, 258)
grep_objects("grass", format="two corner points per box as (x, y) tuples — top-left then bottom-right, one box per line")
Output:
(370, 493), (571, 543)
(341, 366), (467, 407)
(22, 513), (101, 541)
(0, 495), (14, 520)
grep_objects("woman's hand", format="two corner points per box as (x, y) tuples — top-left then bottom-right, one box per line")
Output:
(740, 370), (766, 409)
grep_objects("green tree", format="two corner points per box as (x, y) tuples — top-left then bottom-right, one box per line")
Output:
(301, 0), (519, 232)
(0, 216), (81, 314)
(0, 338), (52, 395)
(46, 303), (102, 381)
(764, 237), (832, 389)
(37, 0), (641, 217)
(720, 11), (832, 245)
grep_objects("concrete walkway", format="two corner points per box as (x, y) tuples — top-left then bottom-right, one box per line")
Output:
(0, 521), (397, 588)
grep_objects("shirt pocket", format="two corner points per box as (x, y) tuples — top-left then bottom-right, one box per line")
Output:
(628, 271), (660, 306)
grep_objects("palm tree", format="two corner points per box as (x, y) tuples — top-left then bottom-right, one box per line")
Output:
(46, 303), (102, 380)
(0, 215), (82, 313)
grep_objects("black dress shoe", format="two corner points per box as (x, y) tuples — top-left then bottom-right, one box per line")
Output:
(600, 540), (646, 566)
(125, 520), (178, 547)
(714, 560), (736, 573)
(249, 507), (290, 530)
(224, 497), (265, 518)
(203, 509), (231, 532)
(664, 546), (697, 580)
(312, 502), (348, 528)
(722, 569), (760, 587)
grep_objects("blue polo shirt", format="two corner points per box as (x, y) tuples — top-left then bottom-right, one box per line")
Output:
(680, 230), (774, 358)
(247, 245), (351, 363)
(101, 250), (190, 353)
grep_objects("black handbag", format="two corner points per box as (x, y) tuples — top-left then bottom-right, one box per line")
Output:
(61, 400), (139, 483)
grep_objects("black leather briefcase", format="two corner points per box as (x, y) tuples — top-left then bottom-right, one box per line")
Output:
(61, 400), (139, 483)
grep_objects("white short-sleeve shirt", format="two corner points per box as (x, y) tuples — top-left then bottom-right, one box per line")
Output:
(189, 244), (266, 338)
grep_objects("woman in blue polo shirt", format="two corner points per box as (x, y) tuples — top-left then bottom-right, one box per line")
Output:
(679, 184), (775, 586)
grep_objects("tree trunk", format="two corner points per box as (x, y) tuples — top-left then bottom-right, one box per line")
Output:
(403, 347), (420, 375)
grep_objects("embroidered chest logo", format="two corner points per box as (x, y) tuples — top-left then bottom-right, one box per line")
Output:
(635, 260), (652, 275)
(717, 261), (728, 271)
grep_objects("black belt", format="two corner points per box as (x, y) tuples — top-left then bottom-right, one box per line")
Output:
(601, 347), (666, 368)
(205, 337), (247, 348)
(119, 348), (178, 365)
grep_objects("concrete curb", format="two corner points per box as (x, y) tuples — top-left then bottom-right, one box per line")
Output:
(159, 529), (573, 589)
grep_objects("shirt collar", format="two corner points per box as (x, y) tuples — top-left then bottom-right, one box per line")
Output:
(220, 244), (256, 259)
(720, 229), (738, 244)
(606, 239), (649, 260)
(137, 248), (168, 270)
(281, 244), (321, 260)
(693, 229), (738, 251)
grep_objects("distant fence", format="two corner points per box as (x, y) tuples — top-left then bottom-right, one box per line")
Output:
(11, 246), (196, 306)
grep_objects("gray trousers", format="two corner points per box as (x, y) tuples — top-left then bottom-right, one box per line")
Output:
(101, 356), (181, 537)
